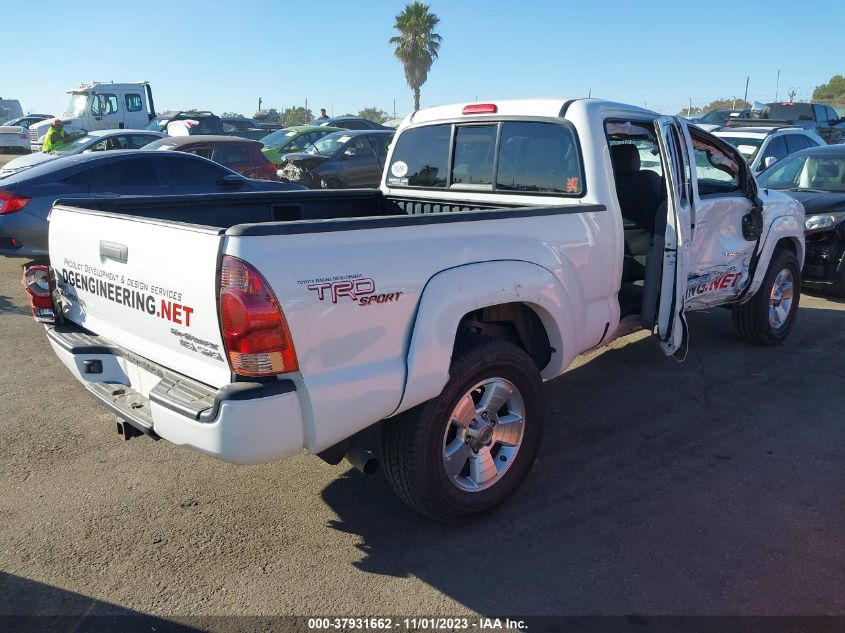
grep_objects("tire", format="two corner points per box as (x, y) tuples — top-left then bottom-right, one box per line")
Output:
(381, 336), (544, 523)
(732, 248), (800, 346)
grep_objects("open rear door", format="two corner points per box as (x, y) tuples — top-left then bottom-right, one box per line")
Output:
(653, 116), (693, 356)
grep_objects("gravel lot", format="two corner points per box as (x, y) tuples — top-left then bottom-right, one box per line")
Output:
(1, 165), (844, 629)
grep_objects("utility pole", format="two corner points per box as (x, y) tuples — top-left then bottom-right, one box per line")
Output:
(305, 97), (308, 124)
(588, 88), (591, 98)
(258, 97), (262, 112)
(393, 98), (396, 119)
(775, 69), (781, 101)
(744, 76), (750, 103)
(688, 97), (692, 116)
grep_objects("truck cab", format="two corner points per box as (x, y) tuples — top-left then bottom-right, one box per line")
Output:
(29, 82), (155, 150)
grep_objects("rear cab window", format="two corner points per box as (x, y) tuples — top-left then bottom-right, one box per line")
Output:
(387, 120), (583, 195)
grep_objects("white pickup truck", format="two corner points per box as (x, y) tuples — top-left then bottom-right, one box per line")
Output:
(25, 99), (804, 522)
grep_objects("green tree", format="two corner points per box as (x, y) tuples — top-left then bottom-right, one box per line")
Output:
(281, 106), (313, 126)
(357, 107), (390, 123)
(812, 75), (845, 107)
(389, 2), (442, 111)
(221, 111), (244, 118)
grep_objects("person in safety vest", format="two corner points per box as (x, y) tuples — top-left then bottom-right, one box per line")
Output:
(42, 119), (69, 153)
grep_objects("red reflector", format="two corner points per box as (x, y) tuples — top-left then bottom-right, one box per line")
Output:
(0, 190), (30, 215)
(218, 255), (298, 377)
(462, 103), (498, 115)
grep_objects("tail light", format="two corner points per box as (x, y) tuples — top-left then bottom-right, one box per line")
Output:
(0, 190), (30, 215)
(218, 255), (298, 377)
(22, 265), (55, 323)
(19, 132), (27, 140)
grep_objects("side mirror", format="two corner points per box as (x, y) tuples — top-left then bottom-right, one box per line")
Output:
(216, 174), (245, 187)
(762, 156), (777, 170)
(342, 148), (355, 159)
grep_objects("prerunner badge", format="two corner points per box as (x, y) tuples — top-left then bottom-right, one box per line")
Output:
(390, 161), (408, 177)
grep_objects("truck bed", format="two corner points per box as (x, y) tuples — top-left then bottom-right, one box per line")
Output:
(59, 189), (515, 231)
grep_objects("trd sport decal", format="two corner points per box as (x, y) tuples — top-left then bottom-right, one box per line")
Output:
(298, 274), (403, 307)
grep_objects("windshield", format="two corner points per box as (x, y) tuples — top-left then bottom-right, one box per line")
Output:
(763, 103), (814, 121)
(758, 153), (845, 192)
(145, 117), (169, 131)
(261, 128), (300, 147)
(698, 110), (733, 124)
(305, 132), (349, 156)
(65, 93), (88, 118)
(49, 134), (96, 155)
(720, 136), (764, 161)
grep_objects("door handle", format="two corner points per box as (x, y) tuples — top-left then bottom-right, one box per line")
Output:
(100, 241), (128, 264)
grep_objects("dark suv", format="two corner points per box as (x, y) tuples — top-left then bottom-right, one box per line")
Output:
(145, 110), (224, 135)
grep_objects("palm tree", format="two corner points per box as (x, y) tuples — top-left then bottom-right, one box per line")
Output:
(389, 2), (442, 112)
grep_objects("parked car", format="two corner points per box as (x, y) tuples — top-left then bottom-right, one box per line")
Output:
(2, 115), (53, 129)
(278, 129), (394, 188)
(692, 108), (753, 132)
(728, 102), (845, 144)
(0, 150), (304, 258)
(28, 82), (156, 151)
(757, 144), (845, 294)
(314, 116), (390, 130)
(260, 125), (343, 165)
(143, 135), (279, 181)
(218, 117), (276, 141)
(0, 129), (166, 177)
(27, 99), (804, 522)
(146, 111), (224, 135)
(0, 126), (30, 155)
(713, 126), (824, 173)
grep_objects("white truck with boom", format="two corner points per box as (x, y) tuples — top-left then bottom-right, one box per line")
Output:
(25, 99), (804, 522)
(28, 82), (155, 151)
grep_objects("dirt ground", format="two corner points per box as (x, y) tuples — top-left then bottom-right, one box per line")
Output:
(0, 178), (844, 629)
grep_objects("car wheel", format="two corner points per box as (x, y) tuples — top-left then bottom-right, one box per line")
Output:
(732, 248), (800, 346)
(381, 336), (544, 523)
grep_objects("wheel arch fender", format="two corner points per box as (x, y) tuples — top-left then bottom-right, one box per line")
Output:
(393, 260), (576, 417)
(748, 214), (805, 296)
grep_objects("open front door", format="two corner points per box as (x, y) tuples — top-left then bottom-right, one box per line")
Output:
(653, 116), (693, 356)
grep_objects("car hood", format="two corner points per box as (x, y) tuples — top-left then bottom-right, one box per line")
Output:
(783, 190), (845, 216)
(0, 151), (55, 173)
(282, 152), (330, 163)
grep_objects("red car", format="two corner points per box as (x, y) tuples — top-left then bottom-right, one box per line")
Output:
(143, 135), (279, 181)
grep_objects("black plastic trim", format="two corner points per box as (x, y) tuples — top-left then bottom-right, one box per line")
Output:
(227, 203), (608, 237)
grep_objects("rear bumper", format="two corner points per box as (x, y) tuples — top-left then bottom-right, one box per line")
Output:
(47, 324), (305, 464)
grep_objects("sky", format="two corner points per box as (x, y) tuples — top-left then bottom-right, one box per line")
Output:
(4, 0), (844, 119)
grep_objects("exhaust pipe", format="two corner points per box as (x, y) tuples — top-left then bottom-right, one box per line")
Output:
(345, 447), (379, 476)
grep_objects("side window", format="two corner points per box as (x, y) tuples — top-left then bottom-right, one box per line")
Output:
(125, 94), (143, 112)
(814, 105), (829, 124)
(90, 158), (162, 188)
(765, 136), (788, 162)
(91, 94), (119, 117)
(452, 125), (497, 187)
(185, 146), (214, 160)
(690, 135), (741, 195)
(827, 106), (839, 122)
(344, 120), (368, 130)
(784, 135), (807, 154)
(164, 154), (229, 186)
(127, 134), (157, 149)
(496, 121), (581, 194)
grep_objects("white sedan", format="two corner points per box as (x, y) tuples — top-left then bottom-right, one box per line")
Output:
(0, 126), (30, 155)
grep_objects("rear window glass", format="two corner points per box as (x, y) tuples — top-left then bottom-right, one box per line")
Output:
(388, 123), (450, 188)
(496, 122), (581, 193)
(763, 103), (814, 121)
(452, 125), (496, 186)
(388, 121), (582, 194)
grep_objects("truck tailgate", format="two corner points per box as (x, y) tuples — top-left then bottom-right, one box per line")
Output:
(49, 206), (231, 388)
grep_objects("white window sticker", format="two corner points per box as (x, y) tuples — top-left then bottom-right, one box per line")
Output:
(737, 144), (756, 155)
(338, 136), (351, 143)
(391, 160), (408, 177)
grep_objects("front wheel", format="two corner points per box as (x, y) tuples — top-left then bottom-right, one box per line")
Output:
(381, 337), (544, 523)
(732, 248), (800, 346)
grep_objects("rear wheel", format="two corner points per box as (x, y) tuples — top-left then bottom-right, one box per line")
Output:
(381, 337), (544, 523)
(732, 248), (800, 345)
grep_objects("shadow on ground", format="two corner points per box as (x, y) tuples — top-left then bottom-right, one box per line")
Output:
(321, 305), (845, 615)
